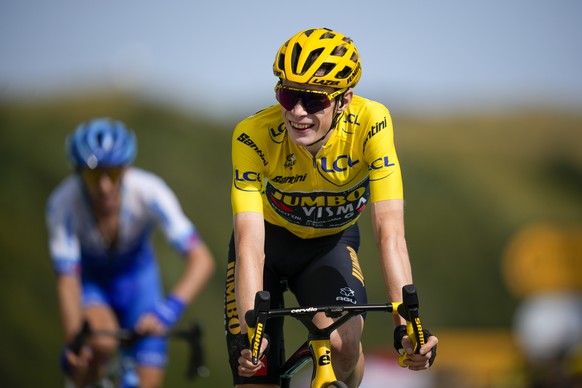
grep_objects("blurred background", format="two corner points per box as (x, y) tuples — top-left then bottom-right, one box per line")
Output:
(1, 1), (581, 387)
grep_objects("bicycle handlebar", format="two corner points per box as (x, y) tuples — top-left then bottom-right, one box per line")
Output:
(244, 291), (271, 364)
(245, 284), (426, 368)
(70, 320), (91, 355)
(396, 284), (426, 366)
(69, 320), (208, 380)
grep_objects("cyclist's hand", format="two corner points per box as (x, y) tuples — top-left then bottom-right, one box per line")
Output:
(135, 312), (167, 335)
(136, 294), (186, 335)
(237, 335), (270, 377)
(61, 345), (92, 374)
(400, 334), (438, 370)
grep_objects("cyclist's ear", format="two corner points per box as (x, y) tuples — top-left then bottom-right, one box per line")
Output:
(337, 90), (353, 112)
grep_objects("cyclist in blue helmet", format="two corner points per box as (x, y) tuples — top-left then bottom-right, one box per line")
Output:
(46, 118), (216, 388)
(66, 117), (137, 169)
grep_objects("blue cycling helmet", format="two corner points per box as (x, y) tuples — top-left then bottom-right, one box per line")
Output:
(66, 118), (137, 168)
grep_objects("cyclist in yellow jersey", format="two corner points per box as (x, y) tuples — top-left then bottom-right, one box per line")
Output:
(224, 28), (438, 387)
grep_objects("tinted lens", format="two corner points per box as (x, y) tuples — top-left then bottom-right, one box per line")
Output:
(275, 87), (331, 114)
(82, 167), (124, 186)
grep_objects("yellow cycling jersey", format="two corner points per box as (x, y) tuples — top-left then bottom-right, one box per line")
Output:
(231, 95), (403, 239)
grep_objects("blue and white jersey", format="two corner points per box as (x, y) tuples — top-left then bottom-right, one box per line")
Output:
(46, 167), (200, 277)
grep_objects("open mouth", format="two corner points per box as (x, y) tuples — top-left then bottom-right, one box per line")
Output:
(290, 122), (314, 132)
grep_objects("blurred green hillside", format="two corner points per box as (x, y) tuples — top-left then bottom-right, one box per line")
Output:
(1, 93), (581, 387)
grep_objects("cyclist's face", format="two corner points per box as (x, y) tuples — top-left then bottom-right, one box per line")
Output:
(80, 166), (126, 216)
(279, 81), (348, 149)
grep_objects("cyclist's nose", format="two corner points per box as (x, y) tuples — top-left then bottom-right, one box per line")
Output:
(97, 173), (116, 192)
(290, 99), (309, 115)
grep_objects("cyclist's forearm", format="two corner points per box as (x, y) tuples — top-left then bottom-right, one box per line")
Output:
(371, 200), (413, 325)
(56, 274), (84, 342)
(170, 242), (215, 303)
(235, 256), (264, 334)
(382, 249), (413, 327)
(233, 212), (265, 334)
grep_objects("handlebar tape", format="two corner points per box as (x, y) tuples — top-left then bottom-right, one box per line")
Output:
(397, 284), (426, 367)
(246, 291), (270, 365)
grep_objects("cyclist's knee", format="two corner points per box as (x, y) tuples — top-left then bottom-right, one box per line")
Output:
(331, 320), (362, 356)
(89, 336), (118, 358)
(331, 335), (362, 370)
(137, 366), (164, 388)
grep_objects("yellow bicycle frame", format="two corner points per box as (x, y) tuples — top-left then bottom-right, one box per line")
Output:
(308, 339), (337, 387)
(307, 302), (411, 387)
(247, 288), (425, 387)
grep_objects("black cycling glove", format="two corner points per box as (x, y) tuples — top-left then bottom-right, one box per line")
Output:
(393, 324), (437, 366)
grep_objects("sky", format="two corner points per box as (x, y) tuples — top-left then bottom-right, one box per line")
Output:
(1, 0), (581, 117)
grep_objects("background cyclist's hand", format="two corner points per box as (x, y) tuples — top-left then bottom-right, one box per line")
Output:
(136, 294), (186, 335)
(400, 334), (439, 370)
(237, 335), (270, 377)
(135, 312), (167, 335)
(62, 345), (92, 372)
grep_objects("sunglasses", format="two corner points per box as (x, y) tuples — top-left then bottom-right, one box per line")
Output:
(275, 82), (347, 114)
(81, 166), (125, 186)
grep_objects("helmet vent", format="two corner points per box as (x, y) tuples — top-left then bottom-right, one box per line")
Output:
(319, 30), (336, 40)
(336, 66), (353, 80)
(97, 130), (114, 151)
(277, 53), (285, 74)
(315, 62), (335, 77)
(291, 42), (302, 74)
(303, 48), (324, 75)
(96, 131), (105, 146)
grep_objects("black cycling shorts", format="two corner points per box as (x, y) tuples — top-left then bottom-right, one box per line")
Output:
(224, 221), (367, 385)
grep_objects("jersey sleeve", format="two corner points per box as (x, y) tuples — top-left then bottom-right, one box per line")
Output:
(143, 175), (201, 255)
(231, 120), (265, 215)
(45, 190), (81, 276)
(362, 103), (404, 202)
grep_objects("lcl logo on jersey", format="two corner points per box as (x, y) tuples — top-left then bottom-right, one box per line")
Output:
(369, 156), (395, 170)
(269, 123), (286, 144)
(320, 155), (360, 173)
(344, 114), (360, 125)
(234, 170), (261, 182)
(341, 114), (359, 135)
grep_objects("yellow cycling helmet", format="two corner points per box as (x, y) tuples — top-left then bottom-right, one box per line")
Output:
(273, 28), (362, 89)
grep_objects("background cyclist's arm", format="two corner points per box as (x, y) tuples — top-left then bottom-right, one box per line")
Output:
(137, 238), (216, 335)
(56, 274), (84, 343)
(46, 187), (85, 345)
(134, 171), (216, 334)
(233, 211), (265, 336)
(169, 241), (215, 306)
